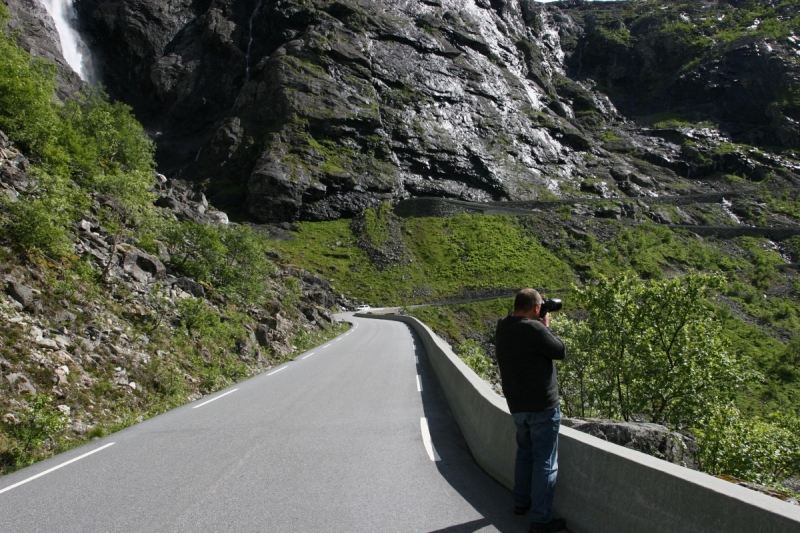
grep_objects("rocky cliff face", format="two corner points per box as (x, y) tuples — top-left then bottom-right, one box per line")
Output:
(4, 0), (85, 99)
(9, 0), (800, 222)
(560, 0), (800, 148)
(74, 0), (583, 220)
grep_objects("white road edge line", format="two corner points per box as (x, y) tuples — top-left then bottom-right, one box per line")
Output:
(193, 388), (239, 409)
(420, 418), (441, 462)
(267, 367), (287, 376)
(323, 344), (331, 349)
(416, 375), (423, 392)
(335, 338), (341, 341)
(415, 356), (419, 364)
(0, 442), (116, 495)
(302, 352), (315, 360)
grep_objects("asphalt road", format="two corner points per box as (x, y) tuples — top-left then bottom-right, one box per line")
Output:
(0, 314), (531, 533)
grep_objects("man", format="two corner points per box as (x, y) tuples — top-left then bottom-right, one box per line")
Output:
(495, 289), (567, 533)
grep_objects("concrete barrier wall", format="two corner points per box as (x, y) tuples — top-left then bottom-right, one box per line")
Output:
(357, 313), (800, 533)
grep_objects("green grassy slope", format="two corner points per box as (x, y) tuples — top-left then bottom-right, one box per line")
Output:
(275, 205), (800, 419)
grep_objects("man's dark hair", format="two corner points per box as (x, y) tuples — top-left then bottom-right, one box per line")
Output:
(514, 288), (543, 312)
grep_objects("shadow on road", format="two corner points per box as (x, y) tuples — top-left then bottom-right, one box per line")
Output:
(404, 325), (529, 533)
(427, 518), (492, 533)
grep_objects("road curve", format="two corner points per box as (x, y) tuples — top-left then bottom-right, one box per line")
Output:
(0, 314), (528, 532)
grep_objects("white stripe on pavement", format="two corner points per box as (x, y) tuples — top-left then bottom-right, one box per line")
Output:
(267, 367), (287, 376)
(193, 388), (239, 409)
(0, 442), (116, 495)
(302, 352), (315, 360)
(417, 375), (423, 392)
(420, 418), (441, 462)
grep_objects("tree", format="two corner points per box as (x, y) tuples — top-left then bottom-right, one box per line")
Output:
(552, 273), (745, 428)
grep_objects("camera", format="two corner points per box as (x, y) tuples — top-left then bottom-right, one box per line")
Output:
(539, 298), (562, 318)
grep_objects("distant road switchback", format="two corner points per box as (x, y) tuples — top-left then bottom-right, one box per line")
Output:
(0, 314), (527, 532)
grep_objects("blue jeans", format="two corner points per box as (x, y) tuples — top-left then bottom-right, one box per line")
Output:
(512, 406), (560, 524)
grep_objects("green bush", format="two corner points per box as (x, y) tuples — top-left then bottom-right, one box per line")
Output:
(456, 339), (492, 380)
(1, 395), (68, 468)
(165, 222), (275, 303)
(0, 194), (72, 256)
(551, 274), (744, 427)
(693, 404), (800, 487)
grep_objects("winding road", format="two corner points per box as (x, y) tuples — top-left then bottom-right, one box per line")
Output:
(0, 314), (529, 533)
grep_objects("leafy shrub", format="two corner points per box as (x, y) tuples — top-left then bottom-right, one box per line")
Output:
(552, 274), (744, 427)
(1, 395), (68, 468)
(456, 339), (493, 380)
(693, 404), (800, 487)
(0, 194), (72, 256)
(165, 222), (275, 303)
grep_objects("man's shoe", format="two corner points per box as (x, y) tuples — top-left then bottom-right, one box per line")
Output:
(513, 504), (530, 515)
(529, 517), (566, 533)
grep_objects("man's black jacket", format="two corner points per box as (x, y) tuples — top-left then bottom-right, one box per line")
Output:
(495, 315), (566, 413)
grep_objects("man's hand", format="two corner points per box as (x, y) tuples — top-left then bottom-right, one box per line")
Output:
(538, 314), (550, 328)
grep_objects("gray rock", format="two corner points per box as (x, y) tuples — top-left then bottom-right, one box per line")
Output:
(208, 211), (229, 225)
(594, 205), (623, 220)
(618, 181), (643, 196)
(54, 365), (70, 385)
(609, 167), (632, 181)
(189, 191), (208, 208)
(6, 281), (34, 308)
(122, 248), (166, 280)
(156, 242), (171, 262)
(255, 325), (270, 347)
(35, 338), (60, 350)
(566, 226), (589, 239)
(113, 367), (129, 386)
(174, 277), (205, 298)
(630, 174), (656, 188)
(5, 372), (37, 395)
(261, 316), (278, 330)
(235, 339), (252, 361)
(651, 209), (672, 224)
(53, 309), (77, 323)
(563, 418), (697, 469)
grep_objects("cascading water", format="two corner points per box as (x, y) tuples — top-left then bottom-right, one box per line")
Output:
(245, 0), (264, 81)
(40, 0), (91, 81)
(721, 198), (743, 225)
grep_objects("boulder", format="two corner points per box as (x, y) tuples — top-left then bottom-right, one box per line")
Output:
(562, 418), (697, 469)
(255, 325), (271, 347)
(630, 174), (656, 188)
(174, 277), (205, 298)
(53, 309), (78, 323)
(6, 281), (34, 308)
(580, 181), (611, 197)
(122, 248), (166, 280)
(594, 204), (623, 220)
(54, 365), (70, 385)
(5, 372), (37, 395)
(609, 167), (632, 181)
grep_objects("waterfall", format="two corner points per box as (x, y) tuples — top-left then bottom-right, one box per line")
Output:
(245, 0), (264, 81)
(40, 0), (91, 81)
